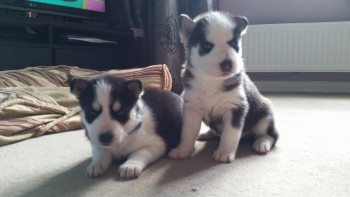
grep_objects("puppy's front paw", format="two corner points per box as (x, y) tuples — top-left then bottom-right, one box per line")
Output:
(118, 161), (144, 179)
(253, 136), (273, 154)
(86, 161), (110, 178)
(213, 149), (236, 163)
(168, 146), (194, 159)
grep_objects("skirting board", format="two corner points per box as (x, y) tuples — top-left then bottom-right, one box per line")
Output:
(254, 81), (350, 94)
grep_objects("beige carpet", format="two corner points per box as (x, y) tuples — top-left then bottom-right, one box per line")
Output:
(1, 94), (350, 197)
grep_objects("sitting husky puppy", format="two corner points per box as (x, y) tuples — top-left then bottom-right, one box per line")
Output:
(168, 11), (279, 163)
(70, 75), (182, 179)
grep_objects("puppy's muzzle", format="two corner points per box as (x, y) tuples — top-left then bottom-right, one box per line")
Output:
(220, 59), (233, 73)
(99, 131), (114, 145)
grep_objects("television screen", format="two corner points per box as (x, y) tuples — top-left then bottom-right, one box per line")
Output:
(27, 0), (105, 13)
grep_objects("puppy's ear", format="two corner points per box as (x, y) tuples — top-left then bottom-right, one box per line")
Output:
(70, 78), (89, 98)
(234, 16), (249, 35)
(126, 80), (143, 98)
(179, 14), (195, 44)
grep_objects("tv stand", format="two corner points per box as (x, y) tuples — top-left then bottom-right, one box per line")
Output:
(0, 16), (144, 71)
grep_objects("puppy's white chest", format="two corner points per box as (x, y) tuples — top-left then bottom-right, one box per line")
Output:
(185, 79), (243, 124)
(206, 91), (240, 123)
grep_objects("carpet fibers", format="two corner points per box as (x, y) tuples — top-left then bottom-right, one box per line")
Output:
(1, 94), (350, 197)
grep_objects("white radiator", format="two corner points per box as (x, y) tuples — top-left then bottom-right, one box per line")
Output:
(242, 21), (350, 72)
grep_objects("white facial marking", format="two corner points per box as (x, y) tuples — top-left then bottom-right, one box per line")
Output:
(191, 12), (244, 79)
(92, 101), (101, 111)
(83, 79), (126, 147)
(113, 100), (121, 112)
(95, 80), (111, 110)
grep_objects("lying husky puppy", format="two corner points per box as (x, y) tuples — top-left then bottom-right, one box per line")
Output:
(168, 11), (279, 163)
(70, 75), (182, 179)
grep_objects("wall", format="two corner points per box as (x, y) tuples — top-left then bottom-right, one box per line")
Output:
(218, 0), (350, 93)
(219, 0), (350, 24)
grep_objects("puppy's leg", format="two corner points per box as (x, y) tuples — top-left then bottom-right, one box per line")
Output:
(252, 115), (278, 153)
(119, 144), (165, 179)
(87, 144), (112, 178)
(213, 107), (245, 163)
(168, 102), (202, 159)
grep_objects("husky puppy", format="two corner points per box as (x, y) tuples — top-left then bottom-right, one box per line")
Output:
(168, 11), (279, 163)
(70, 75), (182, 179)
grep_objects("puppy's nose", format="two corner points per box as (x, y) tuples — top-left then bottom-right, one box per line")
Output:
(220, 60), (233, 73)
(99, 132), (114, 145)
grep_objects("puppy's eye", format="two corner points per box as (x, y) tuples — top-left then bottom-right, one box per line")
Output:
(113, 108), (129, 117)
(228, 39), (239, 52)
(87, 109), (100, 117)
(116, 110), (126, 116)
(199, 41), (214, 54)
(85, 108), (101, 123)
(88, 110), (97, 116)
(111, 108), (130, 124)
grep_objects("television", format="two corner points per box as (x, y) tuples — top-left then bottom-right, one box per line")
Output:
(0, 0), (106, 20)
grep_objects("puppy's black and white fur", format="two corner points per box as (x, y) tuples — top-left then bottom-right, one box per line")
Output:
(70, 75), (182, 179)
(168, 11), (279, 163)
